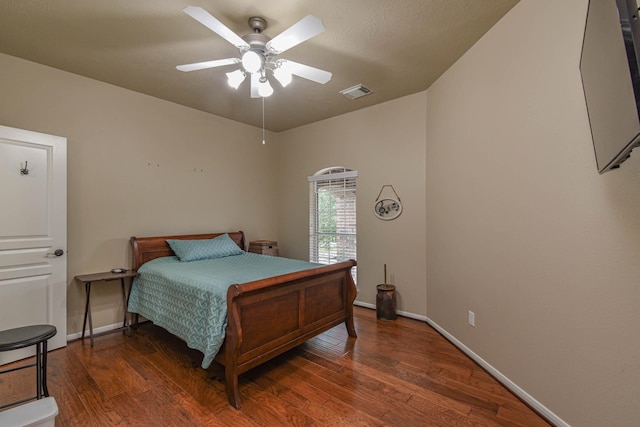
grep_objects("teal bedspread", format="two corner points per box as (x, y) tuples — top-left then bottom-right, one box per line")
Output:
(127, 252), (320, 368)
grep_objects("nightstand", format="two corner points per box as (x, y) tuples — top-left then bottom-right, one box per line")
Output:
(75, 270), (137, 347)
(248, 240), (279, 256)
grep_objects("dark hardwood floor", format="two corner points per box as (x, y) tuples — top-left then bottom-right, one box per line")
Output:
(0, 307), (551, 426)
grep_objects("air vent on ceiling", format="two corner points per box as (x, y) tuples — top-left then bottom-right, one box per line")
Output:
(340, 84), (374, 99)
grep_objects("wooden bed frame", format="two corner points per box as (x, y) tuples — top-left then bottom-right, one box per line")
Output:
(130, 231), (357, 409)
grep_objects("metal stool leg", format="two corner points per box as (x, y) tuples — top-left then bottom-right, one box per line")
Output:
(42, 340), (49, 397)
(35, 342), (42, 399)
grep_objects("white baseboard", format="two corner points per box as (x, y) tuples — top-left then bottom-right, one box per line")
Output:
(66, 321), (124, 341)
(354, 300), (428, 322)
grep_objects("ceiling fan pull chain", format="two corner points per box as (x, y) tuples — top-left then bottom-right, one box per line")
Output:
(262, 97), (266, 145)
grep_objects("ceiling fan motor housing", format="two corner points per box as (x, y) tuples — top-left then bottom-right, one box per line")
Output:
(242, 27), (274, 72)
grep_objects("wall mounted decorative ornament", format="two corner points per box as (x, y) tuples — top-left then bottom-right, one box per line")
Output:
(373, 185), (403, 220)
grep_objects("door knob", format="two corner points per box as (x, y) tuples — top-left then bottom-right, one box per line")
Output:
(46, 249), (64, 257)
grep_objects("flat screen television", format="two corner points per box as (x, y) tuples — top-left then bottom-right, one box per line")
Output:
(580, 0), (640, 173)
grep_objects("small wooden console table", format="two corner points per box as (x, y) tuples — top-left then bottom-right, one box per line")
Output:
(75, 270), (138, 347)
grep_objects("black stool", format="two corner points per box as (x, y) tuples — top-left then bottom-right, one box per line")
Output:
(0, 325), (57, 410)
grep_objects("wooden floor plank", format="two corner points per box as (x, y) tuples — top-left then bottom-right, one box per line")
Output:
(258, 357), (385, 426)
(0, 307), (551, 426)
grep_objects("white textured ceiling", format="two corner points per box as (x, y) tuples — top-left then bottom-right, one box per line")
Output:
(0, 0), (519, 132)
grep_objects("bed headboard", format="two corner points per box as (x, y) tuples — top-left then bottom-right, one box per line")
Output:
(130, 231), (246, 271)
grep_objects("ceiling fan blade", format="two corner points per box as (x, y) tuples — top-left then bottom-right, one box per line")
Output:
(183, 6), (249, 49)
(176, 58), (240, 72)
(250, 73), (260, 98)
(266, 15), (325, 54)
(284, 60), (332, 84)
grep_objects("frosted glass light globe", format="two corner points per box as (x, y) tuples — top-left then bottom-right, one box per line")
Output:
(226, 70), (246, 89)
(258, 78), (274, 97)
(241, 51), (262, 73)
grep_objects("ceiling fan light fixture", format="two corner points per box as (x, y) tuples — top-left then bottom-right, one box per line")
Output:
(258, 77), (274, 97)
(241, 50), (263, 73)
(178, 8), (332, 100)
(226, 70), (246, 89)
(273, 66), (293, 87)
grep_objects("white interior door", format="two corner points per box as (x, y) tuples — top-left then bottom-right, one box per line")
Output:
(0, 125), (67, 364)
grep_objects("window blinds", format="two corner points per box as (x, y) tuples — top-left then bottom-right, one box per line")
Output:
(308, 168), (357, 281)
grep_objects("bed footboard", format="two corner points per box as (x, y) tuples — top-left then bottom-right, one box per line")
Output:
(217, 259), (357, 409)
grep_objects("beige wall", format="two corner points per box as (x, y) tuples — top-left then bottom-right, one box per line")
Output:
(0, 53), (279, 336)
(277, 94), (427, 316)
(426, 0), (640, 425)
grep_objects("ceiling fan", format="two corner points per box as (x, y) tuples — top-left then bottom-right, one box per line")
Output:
(177, 6), (332, 98)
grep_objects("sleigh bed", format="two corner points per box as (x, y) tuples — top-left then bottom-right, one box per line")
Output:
(128, 231), (357, 409)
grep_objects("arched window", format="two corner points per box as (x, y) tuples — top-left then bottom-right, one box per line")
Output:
(308, 167), (357, 281)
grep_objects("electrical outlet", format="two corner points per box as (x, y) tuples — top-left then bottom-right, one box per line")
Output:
(468, 311), (475, 327)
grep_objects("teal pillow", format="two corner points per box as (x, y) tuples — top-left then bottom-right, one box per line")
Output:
(167, 233), (244, 262)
